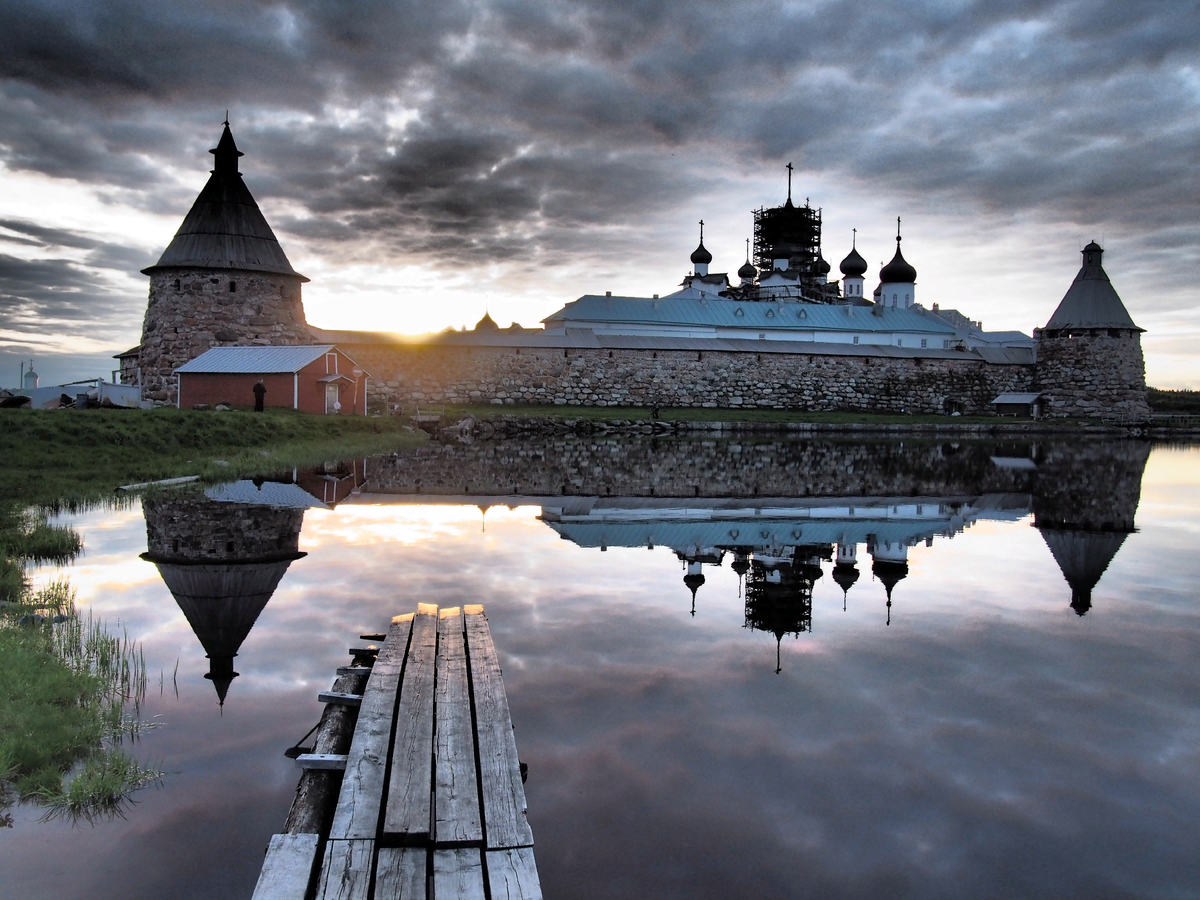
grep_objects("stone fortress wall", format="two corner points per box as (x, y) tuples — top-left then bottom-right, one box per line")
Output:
(361, 435), (1149, 501)
(344, 343), (1036, 416)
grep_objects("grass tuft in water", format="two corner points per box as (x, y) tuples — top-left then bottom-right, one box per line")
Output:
(0, 580), (162, 825)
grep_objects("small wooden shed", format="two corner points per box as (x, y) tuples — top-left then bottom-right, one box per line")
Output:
(992, 391), (1043, 418)
(176, 345), (369, 414)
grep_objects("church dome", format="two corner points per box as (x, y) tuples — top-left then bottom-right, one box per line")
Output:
(738, 259), (758, 281)
(690, 241), (712, 265)
(816, 254), (831, 276)
(474, 312), (499, 331)
(839, 246), (868, 277)
(879, 241), (917, 283)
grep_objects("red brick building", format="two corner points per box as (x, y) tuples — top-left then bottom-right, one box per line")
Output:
(175, 345), (368, 414)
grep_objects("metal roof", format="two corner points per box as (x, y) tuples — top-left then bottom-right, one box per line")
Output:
(142, 125), (307, 281)
(544, 294), (957, 335)
(176, 345), (336, 374)
(205, 479), (331, 509)
(992, 392), (1042, 404)
(1045, 252), (1139, 330)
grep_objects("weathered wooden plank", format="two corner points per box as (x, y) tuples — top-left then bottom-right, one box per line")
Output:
(337, 666), (373, 677)
(433, 607), (482, 843)
(250, 833), (320, 900)
(486, 848), (543, 900)
(359, 633), (387, 641)
(329, 615), (413, 840)
(465, 607), (534, 849)
(314, 839), (373, 900)
(383, 603), (438, 838)
(348, 646), (380, 657)
(432, 848), (485, 900)
(318, 691), (362, 707)
(375, 847), (426, 899)
(296, 753), (348, 771)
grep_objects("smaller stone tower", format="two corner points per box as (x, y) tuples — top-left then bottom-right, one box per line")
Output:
(1035, 242), (1150, 419)
(136, 123), (312, 403)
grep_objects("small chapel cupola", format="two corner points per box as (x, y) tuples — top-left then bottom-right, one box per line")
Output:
(878, 217), (917, 309)
(840, 229), (868, 302)
(474, 311), (499, 331)
(738, 239), (758, 284)
(690, 221), (713, 276)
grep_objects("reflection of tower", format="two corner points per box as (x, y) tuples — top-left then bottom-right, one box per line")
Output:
(730, 552), (751, 599)
(676, 547), (722, 616)
(832, 541), (860, 612)
(141, 492), (306, 706)
(869, 537), (908, 626)
(1032, 441), (1150, 615)
(744, 548), (822, 673)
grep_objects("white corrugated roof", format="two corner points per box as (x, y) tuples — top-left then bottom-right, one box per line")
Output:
(176, 345), (335, 374)
(205, 479), (330, 509)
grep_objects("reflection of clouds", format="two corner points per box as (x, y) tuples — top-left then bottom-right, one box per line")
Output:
(6, 450), (1200, 898)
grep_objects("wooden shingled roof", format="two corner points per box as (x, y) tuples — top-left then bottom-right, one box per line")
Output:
(142, 124), (308, 281)
(1045, 242), (1139, 331)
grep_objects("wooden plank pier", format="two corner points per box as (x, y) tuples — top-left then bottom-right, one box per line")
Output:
(252, 604), (540, 900)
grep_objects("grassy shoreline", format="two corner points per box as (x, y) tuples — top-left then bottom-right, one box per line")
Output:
(0, 408), (425, 507)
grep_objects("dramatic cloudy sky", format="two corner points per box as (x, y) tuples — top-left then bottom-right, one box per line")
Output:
(0, 0), (1197, 386)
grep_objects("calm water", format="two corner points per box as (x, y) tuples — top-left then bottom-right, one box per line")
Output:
(3, 438), (1199, 899)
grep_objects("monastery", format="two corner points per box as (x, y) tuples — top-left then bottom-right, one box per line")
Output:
(120, 124), (1150, 419)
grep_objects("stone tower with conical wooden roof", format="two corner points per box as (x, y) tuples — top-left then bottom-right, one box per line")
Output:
(1035, 242), (1150, 419)
(136, 122), (312, 403)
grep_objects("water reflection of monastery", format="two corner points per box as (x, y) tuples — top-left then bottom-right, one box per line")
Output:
(141, 461), (367, 706)
(540, 494), (1031, 670)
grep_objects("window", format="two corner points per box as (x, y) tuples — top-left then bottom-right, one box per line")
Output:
(943, 339), (950, 349)
(173, 279), (181, 290)
(897, 339), (903, 347)
(920, 338), (927, 348)
(852, 335), (860, 344)
(229, 281), (237, 293)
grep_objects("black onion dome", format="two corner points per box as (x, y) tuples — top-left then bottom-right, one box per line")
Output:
(879, 241), (917, 283)
(738, 260), (758, 280)
(817, 254), (831, 275)
(839, 246), (868, 277)
(690, 241), (713, 265)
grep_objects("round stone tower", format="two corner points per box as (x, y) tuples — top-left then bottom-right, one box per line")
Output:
(1035, 242), (1150, 420)
(137, 123), (312, 403)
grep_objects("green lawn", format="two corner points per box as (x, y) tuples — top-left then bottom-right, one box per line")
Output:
(0, 407), (425, 507)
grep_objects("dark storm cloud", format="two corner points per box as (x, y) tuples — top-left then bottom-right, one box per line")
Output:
(0, 253), (142, 334)
(0, 0), (1197, 276)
